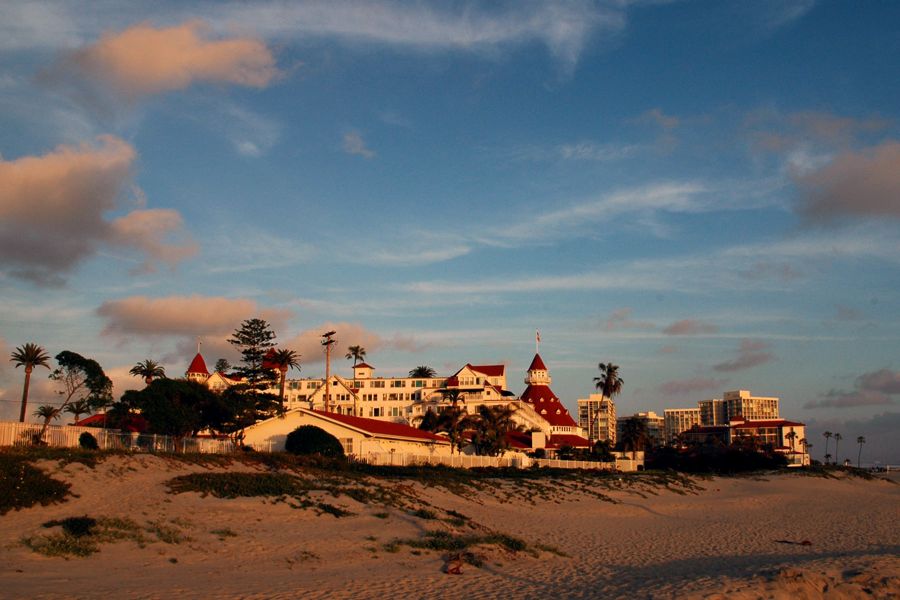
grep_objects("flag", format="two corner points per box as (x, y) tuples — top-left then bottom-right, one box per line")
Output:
(536, 330), (541, 343)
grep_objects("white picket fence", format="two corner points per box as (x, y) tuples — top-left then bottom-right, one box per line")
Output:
(0, 421), (234, 454)
(359, 452), (639, 471)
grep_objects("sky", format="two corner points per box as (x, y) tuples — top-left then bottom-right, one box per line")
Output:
(1, 1), (898, 463)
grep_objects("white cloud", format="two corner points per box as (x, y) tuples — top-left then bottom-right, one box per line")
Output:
(342, 131), (375, 159)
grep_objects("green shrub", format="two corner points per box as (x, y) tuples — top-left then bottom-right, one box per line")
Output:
(78, 432), (99, 450)
(285, 425), (344, 458)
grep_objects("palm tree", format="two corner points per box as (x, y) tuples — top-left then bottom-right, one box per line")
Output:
(129, 359), (166, 385)
(269, 348), (301, 409)
(471, 405), (521, 456)
(856, 436), (866, 468)
(345, 345), (366, 367)
(435, 405), (474, 455)
(63, 399), (93, 423)
(620, 417), (647, 460)
(11, 343), (52, 423)
(594, 362), (624, 400)
(34, 404), (61, 443)
(823, 431), (833, 463)
(833, 432), (842, 465)
(409, 365), (437, 378)
(785, 430), (797, 452)
(440, 388), (466, 407)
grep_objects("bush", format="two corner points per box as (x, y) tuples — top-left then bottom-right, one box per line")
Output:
(284, 426), (344, 458)
(79, 432), (99, 450)
(0, 454), (71, 515)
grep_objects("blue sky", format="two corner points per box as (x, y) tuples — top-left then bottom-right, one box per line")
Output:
(1, 1), (898, 462)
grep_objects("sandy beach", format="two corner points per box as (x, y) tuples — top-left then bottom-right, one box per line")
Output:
(2, 454), (898, 599)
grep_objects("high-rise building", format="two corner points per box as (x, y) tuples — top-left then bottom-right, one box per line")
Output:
(577, 394), (616, 444)
(663, 408), (701, 444)
(698, 398), (727, 426)
(617, 411), (665, 447)
(724, 390), (779, 421)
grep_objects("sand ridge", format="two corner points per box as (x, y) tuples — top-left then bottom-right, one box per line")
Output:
(1, 455), (897, 599)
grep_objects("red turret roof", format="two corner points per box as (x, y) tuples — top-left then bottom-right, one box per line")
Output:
(187, 353), (209, 375)
(520, 384), (579, 427)
(527, 353), (547, 371)
(354, 362), (374, 369)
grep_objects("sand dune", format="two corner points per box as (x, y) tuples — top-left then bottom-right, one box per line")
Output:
(1, 455), (897, 599)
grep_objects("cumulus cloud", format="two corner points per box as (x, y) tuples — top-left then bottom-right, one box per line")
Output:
(795, 141), (900, 219)
(342, 131), (375, 159)
(53, 21), (278, 101)
(0, 136), (194, 285)
(712, 340), (774, 372)
(97, 295), (293, 338)
(281, 322), (424, 367)
(603, 308), (654, 332)
(659, 377), (727, 396)
(663, 319), (718, 336)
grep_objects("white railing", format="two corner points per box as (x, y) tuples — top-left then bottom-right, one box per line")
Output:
(533, 458), (615, 470)
(0, 421), (235, 454)
(359, 452), (635, 471)
(362, 452), (530, 469)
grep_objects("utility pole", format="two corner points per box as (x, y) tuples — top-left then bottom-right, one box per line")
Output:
(321, 331), (336, 412)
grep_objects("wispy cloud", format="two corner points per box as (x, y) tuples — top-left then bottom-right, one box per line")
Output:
(659, 377), (727, 396)
(342, 130), (375, 159)
(712, 339), (774, 372)
(205, 228), (316, 273)
(604, 308), (655, 332)
(663, 319), (718, 336)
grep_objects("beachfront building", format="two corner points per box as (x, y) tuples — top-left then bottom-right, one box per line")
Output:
(724, 390), (779, 421)
(617, 411), (665, 447)
(698, 398), (727, 426)
(663, 407), (702, 445)
(577, 394), (616, 444)
(242, 407), (452, 458)
(728, 417), (808, 466)
(184, 349), (589, 452)
(519, 354), (591, 451)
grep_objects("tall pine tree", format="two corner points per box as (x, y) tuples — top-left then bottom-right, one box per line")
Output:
(228, 319), (278, 388)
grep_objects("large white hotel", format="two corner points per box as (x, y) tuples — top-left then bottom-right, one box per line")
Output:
(187, 350), (591, 452)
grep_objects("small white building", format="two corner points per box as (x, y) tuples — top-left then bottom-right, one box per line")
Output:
(241, 407), (452, 458)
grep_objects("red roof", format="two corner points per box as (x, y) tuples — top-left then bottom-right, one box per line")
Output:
(469, 364), (505, 377)
(445, 375), (460, 386)
(731, 419), (805, 429)
(546, 434), (592, 449)
(309, 410), (449, 444)
(187, 353), (209, 375)
(520, 384), (579, 427)
(506, 431), (533, 449)
(75, 413), (148, 433)
(354, 362), (374, 369)
(527, 353), (547, 371)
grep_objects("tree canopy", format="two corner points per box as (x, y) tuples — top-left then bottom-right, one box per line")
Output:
(409, 365), (437, 378)
(228, 318), (278, 388)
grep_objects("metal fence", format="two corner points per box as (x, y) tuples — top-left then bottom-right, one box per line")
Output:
(0, 421), (234, 454)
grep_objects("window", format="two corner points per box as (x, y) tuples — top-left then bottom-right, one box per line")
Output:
(413, 380), (424, 388)
(372, 380), (385, 388)
(340, 438), (354, 455)
(391, 380), (405, 388)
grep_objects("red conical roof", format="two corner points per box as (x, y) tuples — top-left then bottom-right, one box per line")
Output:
(187, 353), (209, 375)
(528, 353), (547, 371)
